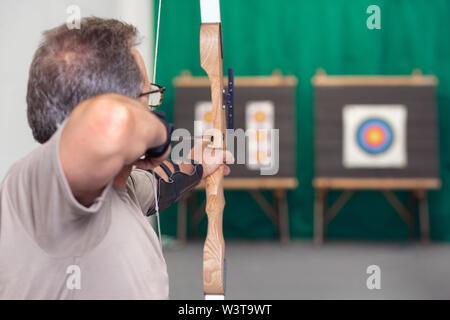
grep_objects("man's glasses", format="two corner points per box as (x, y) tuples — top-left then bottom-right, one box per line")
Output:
(139, 83), (165, 108)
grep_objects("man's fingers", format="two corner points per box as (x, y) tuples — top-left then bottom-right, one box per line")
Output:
(204, 148), (235, 165)
(223, 165), (231, 176)
(224, 150), (234, 164)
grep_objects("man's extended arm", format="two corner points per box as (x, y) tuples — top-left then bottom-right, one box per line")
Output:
(59, 93), (167, 206)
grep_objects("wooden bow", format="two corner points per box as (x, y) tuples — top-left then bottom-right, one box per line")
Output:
(199, 0), (226, 300)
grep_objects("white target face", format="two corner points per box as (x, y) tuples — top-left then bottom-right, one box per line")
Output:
(343, 104), (407, 168)
(194, 101), (213, 138)
(246, 101), (275, 170)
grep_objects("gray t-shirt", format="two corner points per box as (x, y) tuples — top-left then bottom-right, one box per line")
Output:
(0, 125), (168, 299)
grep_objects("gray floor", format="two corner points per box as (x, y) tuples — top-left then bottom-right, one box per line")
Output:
(163, 239), (450, 299)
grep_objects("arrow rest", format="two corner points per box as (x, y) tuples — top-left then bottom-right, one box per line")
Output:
(225, 68), (234, 130)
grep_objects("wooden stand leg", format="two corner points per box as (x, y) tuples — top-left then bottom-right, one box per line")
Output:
(408, 191), (418, 239)
(382, 190), (414, 232)
(177, 195), (188, 246)
(274, 189), (290, 245)
(314, 189), (326, 246)
(322, 190), (329, 235)
(417, 190), (430, 244)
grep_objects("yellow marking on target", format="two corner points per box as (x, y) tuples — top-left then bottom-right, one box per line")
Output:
(254, 111), (266, 123)
(256, 130), (266, 142)
(203, 111), (213, 123)
(367, 128), (384, 146)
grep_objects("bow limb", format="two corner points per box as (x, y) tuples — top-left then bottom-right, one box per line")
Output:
(199, 7), (226, 299)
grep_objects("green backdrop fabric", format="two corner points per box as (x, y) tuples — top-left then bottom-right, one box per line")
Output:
(153, 0), (450, 241)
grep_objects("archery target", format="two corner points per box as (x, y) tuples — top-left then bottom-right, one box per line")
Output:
(194, 101), (213, 138)
(246, 101), (275, 170)
(343, 105), (407, 168)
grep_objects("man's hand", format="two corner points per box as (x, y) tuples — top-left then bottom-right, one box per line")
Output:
(135, 139), (234, 186)
(133, 146), (171, 171)
(189, 140), (234, 179)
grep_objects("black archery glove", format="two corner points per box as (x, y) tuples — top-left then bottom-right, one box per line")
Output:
(145, 110), (174, 159)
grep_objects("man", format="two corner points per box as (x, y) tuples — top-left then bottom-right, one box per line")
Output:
(0, 17), (232, 299)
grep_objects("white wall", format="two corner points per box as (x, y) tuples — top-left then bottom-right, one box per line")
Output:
(0, 0), (154, 179)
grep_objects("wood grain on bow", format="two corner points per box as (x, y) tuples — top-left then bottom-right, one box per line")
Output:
(199, 0), (226, 300)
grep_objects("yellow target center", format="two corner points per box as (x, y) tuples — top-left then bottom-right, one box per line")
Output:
(203, 112), (213, 123)
(367, 128), (384, 146)
(254, 112), (266, 122)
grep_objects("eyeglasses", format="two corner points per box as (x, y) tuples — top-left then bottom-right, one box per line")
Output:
(139, 83), (165, 108)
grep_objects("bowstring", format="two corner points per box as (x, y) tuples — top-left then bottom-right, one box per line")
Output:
(151, 0), (163, 251)
(152, 0), (162, 85)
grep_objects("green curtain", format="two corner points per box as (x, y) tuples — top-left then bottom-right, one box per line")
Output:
(154, 0), (450, 241)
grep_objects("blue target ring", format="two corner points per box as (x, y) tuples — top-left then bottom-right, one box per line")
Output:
(356, 118), (393, 155)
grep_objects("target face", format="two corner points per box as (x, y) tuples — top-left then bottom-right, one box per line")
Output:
(194, 101), (213, 138)
(343, 105), (407, 168)
(246, 101), (275, 170)
(357, 118), (393, 155)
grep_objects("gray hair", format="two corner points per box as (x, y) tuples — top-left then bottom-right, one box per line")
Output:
(27, 17), (144, 143)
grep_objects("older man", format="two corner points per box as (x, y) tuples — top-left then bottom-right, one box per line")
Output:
(0, 17), (231, 299)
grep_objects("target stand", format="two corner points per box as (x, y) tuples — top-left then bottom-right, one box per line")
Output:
(312, 70), (441, 245)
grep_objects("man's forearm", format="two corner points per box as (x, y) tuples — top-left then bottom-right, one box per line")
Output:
(60, 93), (167, 202)
(111, 94), (167, 164)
